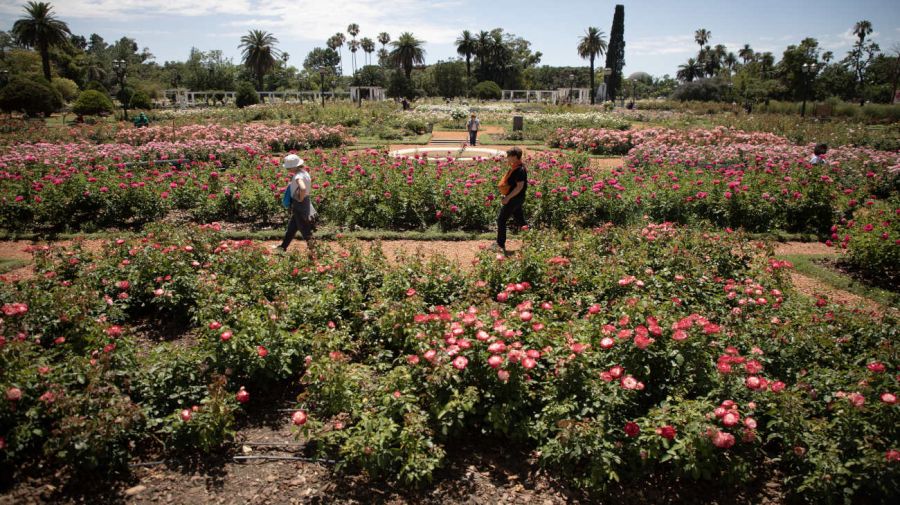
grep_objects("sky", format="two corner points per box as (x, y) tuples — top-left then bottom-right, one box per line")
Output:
(1, 0), (898, 78)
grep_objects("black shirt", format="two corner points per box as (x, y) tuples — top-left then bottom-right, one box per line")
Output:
(507, 164), (528, 204)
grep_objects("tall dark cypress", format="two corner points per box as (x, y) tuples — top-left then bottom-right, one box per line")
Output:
(604, 4), (625, 101)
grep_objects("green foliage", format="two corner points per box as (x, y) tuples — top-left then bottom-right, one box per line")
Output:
(71, 89), (113, 116)
(671, 78), (733, 102)
(130, 90), (152, 110)
(234, 81), (259, 108)
(0, 74), (63, 116)
(430, 60), (467, 98)
(604, 4), (626, 101)
(473, 80), (502, 100)
(50, 77), (79, 101)
(837, 197), (900, 288)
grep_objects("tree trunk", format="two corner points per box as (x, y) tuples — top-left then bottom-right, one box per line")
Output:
(257, 72), (264, 102)
(589, 55), (595, 105)
(40, 43), (51, 82)
(466, 56), (471, 96)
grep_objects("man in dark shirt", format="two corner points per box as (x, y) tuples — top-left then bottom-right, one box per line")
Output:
(496, 147), (528, 252)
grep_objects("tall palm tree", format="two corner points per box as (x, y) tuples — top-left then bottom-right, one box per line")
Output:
(476, 30), (492, 77)
(577, 27), (608, 104)
(738, 44), (754, 64)
(724, 52), (738, 74)
(239, 29), (281, 90)
(11, 1), (71, 81)
(390, 32), (425, 79)
(348, 39), (360, 74)
(377, 32), (390, 50)
(822, 51), (834, 64)
(347, 24), (360, 72)
(456, 30), (477, 95)
(347, 23), (360, 40)
(361, 37), (375, 66)
(758, 52), (774, 78)
(677, 58), (702, 82)
(694, 28), (711, 51)
(331, 32), (346, 75)
(852, 20), (874, 105)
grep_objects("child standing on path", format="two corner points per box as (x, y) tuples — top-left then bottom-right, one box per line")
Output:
(466, 113), (480, 146)
(496, 147), (528, 253)
(275, 154), (318, 258)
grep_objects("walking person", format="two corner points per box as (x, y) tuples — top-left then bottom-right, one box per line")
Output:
(275, 154), (318, 258)
(466, 113), (480, 146)
(496, 147), (528, 253)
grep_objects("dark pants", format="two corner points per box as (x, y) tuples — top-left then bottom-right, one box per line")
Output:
(497, 199), (526, 250)
(469, 130), (477, 146)
(280, 197), (316, 250)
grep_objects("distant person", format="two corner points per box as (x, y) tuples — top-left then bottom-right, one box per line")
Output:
(810, 143), (828, 165)
(466, 113), (480, 146)
(401, 97), (410, 111)
(495, 147), (528, 253)
(275, 154), (318, 258)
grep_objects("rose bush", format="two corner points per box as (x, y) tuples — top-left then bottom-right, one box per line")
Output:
(1, 222), (897, 499)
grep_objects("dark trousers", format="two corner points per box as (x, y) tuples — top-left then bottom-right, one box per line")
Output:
(469, 130), (477, 146)
(280, 197), (315, 250)
(497, 199), (526, 249)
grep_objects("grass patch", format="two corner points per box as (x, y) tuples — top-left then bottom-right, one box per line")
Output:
(0, 258), (28, 274)
(779, 253), (900, 308)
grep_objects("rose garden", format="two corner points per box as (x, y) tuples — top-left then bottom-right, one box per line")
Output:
(1, 2), (899, 504)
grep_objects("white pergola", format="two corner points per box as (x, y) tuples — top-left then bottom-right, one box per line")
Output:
(501, 90), (558, 103)
(163, 89), (351, 107)
(349, 86), (386, 102)
(556, 88), (593, 104)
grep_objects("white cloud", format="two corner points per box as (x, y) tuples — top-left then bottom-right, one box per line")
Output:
(0, 0), (465, 44)
(629, 35), (697, 56)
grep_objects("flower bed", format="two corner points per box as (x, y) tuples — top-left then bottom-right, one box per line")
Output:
(828, 197), (900, 287)
(0, 223), (896, 500)
(113, 123), (352, 151)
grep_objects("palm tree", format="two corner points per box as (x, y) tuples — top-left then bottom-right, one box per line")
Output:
(677, 58), (702, 82)
(577, 27), (608, 104)
(361, 37), (375, 66)
(239, 29), (281, 90)
(347, 24), (360, 72)
(476, 30), (492, 77)
(11, 1), (71, 81)
(758, 52), (774, 78)
(738, 44), (754, 64)
(347, 23), (360, 40)
(852, 20), (874, 105)
(377, 32), (390, 50)
(456, 30), (477, 95)
(348, 39), (360, 74)
(331, 32), (346, 75)
(694, 28), (711, 52)
(822, 51), (834, 64)
(724, 52), (738, 74)
(390, 32), (425, 80)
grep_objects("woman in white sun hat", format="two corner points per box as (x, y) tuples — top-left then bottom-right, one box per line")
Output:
(276, 154), (318, 256)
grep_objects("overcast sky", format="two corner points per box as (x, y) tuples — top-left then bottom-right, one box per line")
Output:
(1, 0), (898, 77)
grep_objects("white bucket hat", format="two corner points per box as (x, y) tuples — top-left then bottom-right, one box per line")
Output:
(283, 154), (304, 169)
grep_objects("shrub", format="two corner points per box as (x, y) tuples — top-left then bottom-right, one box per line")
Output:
(0, 75), (63, 116)
(51, 78), (79, 102)
(130, 90), (152, 110)
(473, 80), (502, 100)
(832, 197), (900, 288)
(235, 82), (260, 108)
(671, 78), (733, 102)
(84, 80), (108, 93)
(71, 90), (114, 116)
